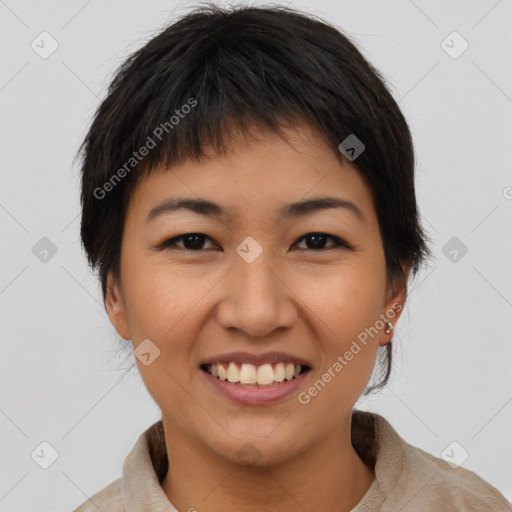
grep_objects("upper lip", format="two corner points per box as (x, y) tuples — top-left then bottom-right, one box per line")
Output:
(200, 351), (313, 368)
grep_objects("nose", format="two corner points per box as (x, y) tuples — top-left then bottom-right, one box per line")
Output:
(215, 249), (298, 338)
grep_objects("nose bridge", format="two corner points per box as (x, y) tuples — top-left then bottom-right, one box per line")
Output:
(235, 249), (277, 303)
(215, 242), (296, 337)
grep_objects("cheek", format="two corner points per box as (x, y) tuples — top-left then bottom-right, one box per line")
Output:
(119, 262), (216, 399)
(124, 264), (206, 408)
(122, 260), (212, 338)
(294, 265), (383, 393)
(297, 264), (384, 338)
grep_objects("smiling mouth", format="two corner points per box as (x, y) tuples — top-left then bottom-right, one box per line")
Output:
(200, 362), (312, 386)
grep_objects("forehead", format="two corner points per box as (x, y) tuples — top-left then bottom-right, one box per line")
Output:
(125, 123), (376, 228)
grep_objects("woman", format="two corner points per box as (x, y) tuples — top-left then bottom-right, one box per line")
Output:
(73, 3), (511, 511)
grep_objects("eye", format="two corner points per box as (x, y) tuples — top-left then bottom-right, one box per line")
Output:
(293, 232), (351, 251)
(159, 233), (218, 251)
(158, 232), (350, 252)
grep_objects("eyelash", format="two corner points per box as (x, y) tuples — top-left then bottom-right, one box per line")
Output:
(158, 232), (351, 252)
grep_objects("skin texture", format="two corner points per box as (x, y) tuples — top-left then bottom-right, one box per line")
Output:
(105, 122), (410, 511)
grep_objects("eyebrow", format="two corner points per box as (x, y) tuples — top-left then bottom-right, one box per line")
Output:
(145, 195), (366, 224)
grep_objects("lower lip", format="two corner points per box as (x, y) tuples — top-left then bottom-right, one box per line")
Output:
(200, 367), (312, 405)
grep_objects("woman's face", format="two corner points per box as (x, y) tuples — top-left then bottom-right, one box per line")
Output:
(106, 122), (408, 466)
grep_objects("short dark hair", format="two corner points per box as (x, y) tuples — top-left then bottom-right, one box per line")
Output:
(76, 2), (433, 394)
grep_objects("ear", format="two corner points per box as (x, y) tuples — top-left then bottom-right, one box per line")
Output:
(105, 271), (131, 340)
(377, 262), (412, 347)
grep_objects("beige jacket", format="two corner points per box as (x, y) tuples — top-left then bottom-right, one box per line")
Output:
(73, 410), (511, 511)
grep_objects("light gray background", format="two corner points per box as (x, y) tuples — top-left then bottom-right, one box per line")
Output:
(1, 0), (511, 510)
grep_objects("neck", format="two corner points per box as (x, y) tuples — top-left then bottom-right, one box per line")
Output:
(160, 415), (375, 511)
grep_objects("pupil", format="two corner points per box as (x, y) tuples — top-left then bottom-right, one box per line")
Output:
(184, 234), (204, 250)
(307, 234), (326, 249)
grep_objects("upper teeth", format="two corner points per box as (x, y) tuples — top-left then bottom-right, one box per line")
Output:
(207, 362), (303, 385)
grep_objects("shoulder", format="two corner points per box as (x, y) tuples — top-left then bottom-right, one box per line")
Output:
(399, 440), (511, 511)
(358, 412), (512, 511)
(72, 477), (125, 512)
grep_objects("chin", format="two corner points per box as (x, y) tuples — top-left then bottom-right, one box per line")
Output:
(203, 426), (309, 468)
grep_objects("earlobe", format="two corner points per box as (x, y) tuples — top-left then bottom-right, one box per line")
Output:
(378, 263), (411, 346)
(105, 272), (131, 340)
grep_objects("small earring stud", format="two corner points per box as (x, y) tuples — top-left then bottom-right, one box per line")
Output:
(384, 321), (394, 334)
